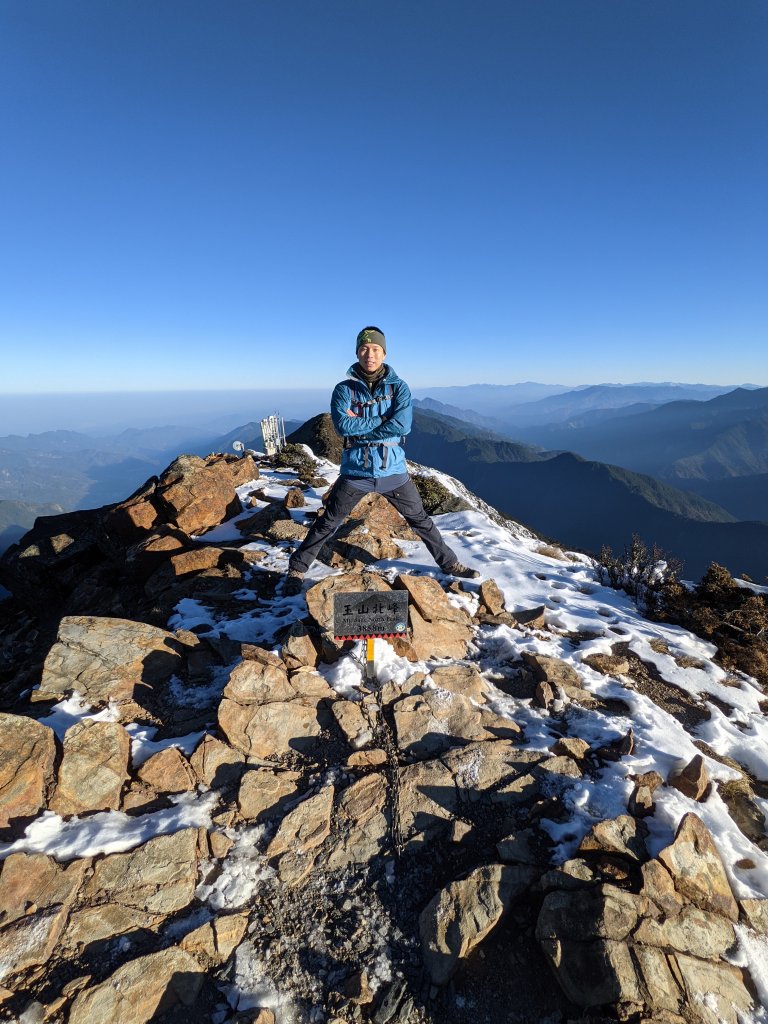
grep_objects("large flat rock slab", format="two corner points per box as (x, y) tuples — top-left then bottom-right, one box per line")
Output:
(35, 615), (187, 709)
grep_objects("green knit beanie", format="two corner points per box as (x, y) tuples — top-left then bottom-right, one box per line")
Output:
(356, 326), (386, 353)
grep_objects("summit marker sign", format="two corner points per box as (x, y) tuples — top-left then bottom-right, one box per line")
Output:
(332, 591), (409, 641)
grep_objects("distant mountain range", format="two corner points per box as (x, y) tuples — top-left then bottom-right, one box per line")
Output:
(502, 387), (768, 521)
(405, 409), (767, 581)
(412, 381), (755, 428)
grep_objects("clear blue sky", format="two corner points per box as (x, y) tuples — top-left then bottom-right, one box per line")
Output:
(1, 0), (766, 393)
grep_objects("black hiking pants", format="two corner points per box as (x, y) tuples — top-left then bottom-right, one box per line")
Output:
(288, 476), (459, 575)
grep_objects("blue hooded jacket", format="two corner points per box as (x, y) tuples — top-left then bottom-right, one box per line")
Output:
(330, 363), (412, 478)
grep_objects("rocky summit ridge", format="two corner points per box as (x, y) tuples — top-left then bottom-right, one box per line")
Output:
(0, 444), (766, 1024)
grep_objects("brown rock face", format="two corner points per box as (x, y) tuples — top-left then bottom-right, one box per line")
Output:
(0, 713), (56, 828)
(420, 863), (538, 985)
(36, 615), (186, 709)
(68, 946), (204, 1024)
(667, 754), (710, 801)
(392, 575), (473, 661)
(155, 453), (257, 535)
(218, 649), (332, 758)
(64, 829), (202, 948)
(137, 746), (197, 795)
(51, 720), (131, 815)
(658, 813), (739, 922)
(266, 786), (335, 885)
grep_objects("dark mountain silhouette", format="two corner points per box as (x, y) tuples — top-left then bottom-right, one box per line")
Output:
(405, 409), (768, 581)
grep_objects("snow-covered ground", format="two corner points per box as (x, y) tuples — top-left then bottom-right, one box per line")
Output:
(2, 448), (767, 1020)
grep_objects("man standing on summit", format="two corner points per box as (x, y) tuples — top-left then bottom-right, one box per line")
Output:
(283, 326), (479, 595)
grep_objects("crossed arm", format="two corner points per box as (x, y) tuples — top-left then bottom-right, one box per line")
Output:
(330, 380), (413, 441)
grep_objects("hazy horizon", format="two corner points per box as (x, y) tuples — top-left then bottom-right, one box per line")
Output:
(0, 380), (764, 437)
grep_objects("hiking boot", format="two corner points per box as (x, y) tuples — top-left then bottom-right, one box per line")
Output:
(445, 562), (480, 580)
(282, 570), (305, 596)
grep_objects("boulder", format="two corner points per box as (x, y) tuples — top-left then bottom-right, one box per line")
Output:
(219, 689), (326, 759)
(537, 935), (642, 1007)
(265, 518), (308, 542)
(477, 578), (506, 615)
(582, 652), (631, 676)
(420, 863), (538, 985)
(672, 953), (752, 1024)
(51, 720), (130, 815)
(391, 575), (473, 661)
(68, 946), (204, 1024)
(283, 487), (305, 508)
(511, 605), (547, 630)
(237, 501), (292, 537)
(537, 886), (644, 944)
(315, 492), (416, 568)
(35, 615), (186, 710)
(155, 453), (256, 534)
(324, 773), (389, 869)
(522, 652), (582, 690)
(223, 648), (294, 704)
(634, 905), (735, 959)
(658, 813), (738, 922)
(551, 737), (590, 760)
(137, 746), (197, 795)
(0, 713), (56, 828)
(281, 621), (321, 671)
(218, 650), (331, 758)
(237, 768), (301, 822)
(304, 570), (393, 636)
(331, 700), (373, 750)
(266, 786), (335, 885)
(578, 815), (648, 863)
(640, 860), (684, 918)
(428, 664), (490, 703)
(180, 912), (249, 962)
(143, 546), (230, 598)
(628, 771), (663, 818)
(190, 734), (245, 789)
(397, 757), (459, 849)
(667, 754), (710, 801)
(398, 741), (543, 849)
